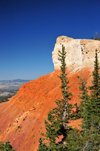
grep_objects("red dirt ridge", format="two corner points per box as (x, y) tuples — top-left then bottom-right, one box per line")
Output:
(0, 67), (93, 151)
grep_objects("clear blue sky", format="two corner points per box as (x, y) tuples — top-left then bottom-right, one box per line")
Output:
(0, 0), (100, 80)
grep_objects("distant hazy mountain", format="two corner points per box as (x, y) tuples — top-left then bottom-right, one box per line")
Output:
(0, 79), (30, 90)
(0, 79), (30, 83)
(13, 79), (30, 82)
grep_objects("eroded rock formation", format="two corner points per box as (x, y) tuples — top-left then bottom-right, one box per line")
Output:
(52, 36), (100, 70)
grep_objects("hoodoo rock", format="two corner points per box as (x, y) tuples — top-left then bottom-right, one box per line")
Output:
(0, 36), (100, 151)
(52, 36), (100, 70)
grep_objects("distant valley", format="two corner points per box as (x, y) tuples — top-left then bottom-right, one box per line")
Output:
(0, 79), (30, 103)
(0, 79), (30, 90)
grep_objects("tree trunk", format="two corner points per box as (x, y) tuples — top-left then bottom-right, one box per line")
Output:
(62, 73), (68, 128)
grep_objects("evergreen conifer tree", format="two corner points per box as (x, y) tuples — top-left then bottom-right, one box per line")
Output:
(72, 76), (92, 150)
(88, 49), (100, 150)
(90, 49), (100, 120)
(38, 45), (75, 151)
(94, 32), (99, 40)
(77, 75), (92, 128)
(76, 50), (100, 150)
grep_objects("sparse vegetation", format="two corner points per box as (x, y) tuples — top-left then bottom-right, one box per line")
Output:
(0, 141), (15, 151)
(91, 32), (100, 40)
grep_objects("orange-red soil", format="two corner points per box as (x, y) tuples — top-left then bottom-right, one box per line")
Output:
(0, 67), (93, 151)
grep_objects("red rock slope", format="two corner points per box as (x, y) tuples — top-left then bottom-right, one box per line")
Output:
(0, 67), (93, 151)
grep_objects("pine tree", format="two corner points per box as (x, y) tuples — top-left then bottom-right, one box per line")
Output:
(94, 32), (99, 40)
(72, 75), (92, 150)
(75, 50), (100, 150)
(76, 75), (88, 118)
(88, 49), (100, 150)
(90, 49), (100, 119)
(38, 45), (75, 151)
(77, 75), (92, 128)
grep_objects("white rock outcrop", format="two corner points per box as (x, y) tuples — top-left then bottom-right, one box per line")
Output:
(52, 36), (100, 70)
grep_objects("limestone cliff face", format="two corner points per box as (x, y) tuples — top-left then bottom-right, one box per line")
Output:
(52, 36), (100, 70)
